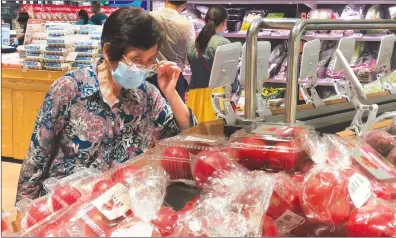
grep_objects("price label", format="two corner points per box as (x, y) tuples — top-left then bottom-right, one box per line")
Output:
(275, 210), (306, 236)
(92, 183), (131, 221)
(348, 173), (372, 208)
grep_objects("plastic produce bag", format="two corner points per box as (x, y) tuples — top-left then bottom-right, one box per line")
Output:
(176, 168), (274, 237)
(365, 5), (387, 34)
(331, 5), (365, 35)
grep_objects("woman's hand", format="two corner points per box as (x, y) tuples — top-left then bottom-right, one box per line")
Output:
(156, 61), (181, 100)
(156, 61), (192, 130)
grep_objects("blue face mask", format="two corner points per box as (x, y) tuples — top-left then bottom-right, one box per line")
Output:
(111, 61), (150, 89)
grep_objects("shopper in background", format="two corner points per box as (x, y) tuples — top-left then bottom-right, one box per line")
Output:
(16, 7), (196, 203)
(187, 5), (230, 123)
(75, 9), (95, 25)
(90, 1), (108, 25)
(149, 0), (195, 102)
(11, 12), (29, 46)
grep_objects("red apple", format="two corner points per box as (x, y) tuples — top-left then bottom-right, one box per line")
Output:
(151, 206), (179, 237)
(262, 215), (278, 237)
(268, 142), (299, 171)
(192, 151), (232, 187)
(267, 173), (301, 219)
(1, 219), (7, 232)
(112, 164), (140, 185)
(231, 137), (268, 170)
(300, 171), (351, 224)
(51, 185), (82, 211)
(93, 179), (115, 194)
(347, 199), (396, 237)
(161, 146), (192, 180)
(24, 199), (52, 228)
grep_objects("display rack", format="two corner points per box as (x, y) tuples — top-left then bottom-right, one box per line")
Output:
(242, 18), (396, 127)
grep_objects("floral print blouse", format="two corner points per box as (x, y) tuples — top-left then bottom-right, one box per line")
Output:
(16, 61), (197, 202)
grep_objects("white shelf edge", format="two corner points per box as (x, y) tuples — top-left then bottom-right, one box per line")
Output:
(223, 32), (392, 42)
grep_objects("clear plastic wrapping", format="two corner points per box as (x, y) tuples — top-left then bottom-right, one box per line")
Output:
(2, 209), (18, 236)
(331, 5), (365, 35)
(228, 122), (312, 171)
(156, 135), (227, 180)
(346, 198), (396, 237)
(177, 169), (274, 237)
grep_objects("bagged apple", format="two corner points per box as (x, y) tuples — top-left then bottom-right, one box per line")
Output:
(191, 150), (248, 188)
(69, 164), (174, 237)
(300, 134), (356, 225)
(229, 122), (312, 172)
(347, 198), (396, 237)
(177, 168), (274, 237)
(155, 134), (227, 180)
(2, 209), (19, 237)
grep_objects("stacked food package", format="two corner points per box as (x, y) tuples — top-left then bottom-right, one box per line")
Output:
(20, 24), (103, 71)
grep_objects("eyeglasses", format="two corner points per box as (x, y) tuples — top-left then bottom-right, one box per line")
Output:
(122, 55), (158, 71)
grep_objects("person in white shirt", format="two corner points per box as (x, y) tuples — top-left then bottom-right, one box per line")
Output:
(150, 0), (195, 102)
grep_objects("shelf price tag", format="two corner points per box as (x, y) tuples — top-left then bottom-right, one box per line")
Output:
(348, 173), (372, 208)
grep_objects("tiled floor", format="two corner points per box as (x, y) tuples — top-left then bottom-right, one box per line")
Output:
(2, 162), (21, 212)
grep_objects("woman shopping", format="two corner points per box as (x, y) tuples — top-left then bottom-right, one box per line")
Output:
(16, 7), (196, 203)
(75, 9), (95, 25)
(187, 5), (231, 123)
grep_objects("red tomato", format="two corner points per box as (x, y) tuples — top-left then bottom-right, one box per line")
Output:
(1, 219), (7, 232)
(93, 179), (115, 194)
(267, 173), (300, 219)
(231, 137), (268, 170)
(161, 146), (192, 180)
(112, 164), (139, 184)
(300, 171), (351, 224)
(262, 215), (278, 237)
(347, 199), (396, 237)
(151, 206), (179, 237)
(24, 199), (52, 228)
(51, 185), (82, 211)
(268, 142), (298, 171)
(192, 151), (232, 187)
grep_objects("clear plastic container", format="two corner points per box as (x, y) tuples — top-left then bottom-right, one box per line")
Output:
(155, 134), (228, 180)
(43, 62), (70, 71)
(23, 61), (42, 70)
(1, 209), (18, 236)
(43, 54), (66, 62)
(24, 44), (45, 52)
(228, 122), (312, 171)
(26, 52), (43, 62)
(73, 40), (101, 48)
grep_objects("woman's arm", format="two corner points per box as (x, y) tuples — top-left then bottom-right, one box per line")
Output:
(165, 89), (191, 130)
(156, 61), (194, 130)
(16, 76), (76, 203)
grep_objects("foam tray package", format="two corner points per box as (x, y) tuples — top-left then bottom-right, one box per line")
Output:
(228, 122), (313, 172)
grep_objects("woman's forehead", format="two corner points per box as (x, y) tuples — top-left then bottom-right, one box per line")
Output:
(124, 45), (158, 58)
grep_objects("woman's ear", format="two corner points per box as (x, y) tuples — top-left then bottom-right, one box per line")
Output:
(103, 43), (111, 61)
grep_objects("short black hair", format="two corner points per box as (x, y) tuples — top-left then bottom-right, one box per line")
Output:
(17, 12), (29, 24)
(168, 1), (187, 6)
(101, 7), (163, 61)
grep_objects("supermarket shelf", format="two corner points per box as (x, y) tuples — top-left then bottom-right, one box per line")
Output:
(188, 0), (396, 7)
(266, 77), (334, 86)
(223, 32), (390, 41)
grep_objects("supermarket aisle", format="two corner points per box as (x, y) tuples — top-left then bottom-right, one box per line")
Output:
(2, 162), (21, 211)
